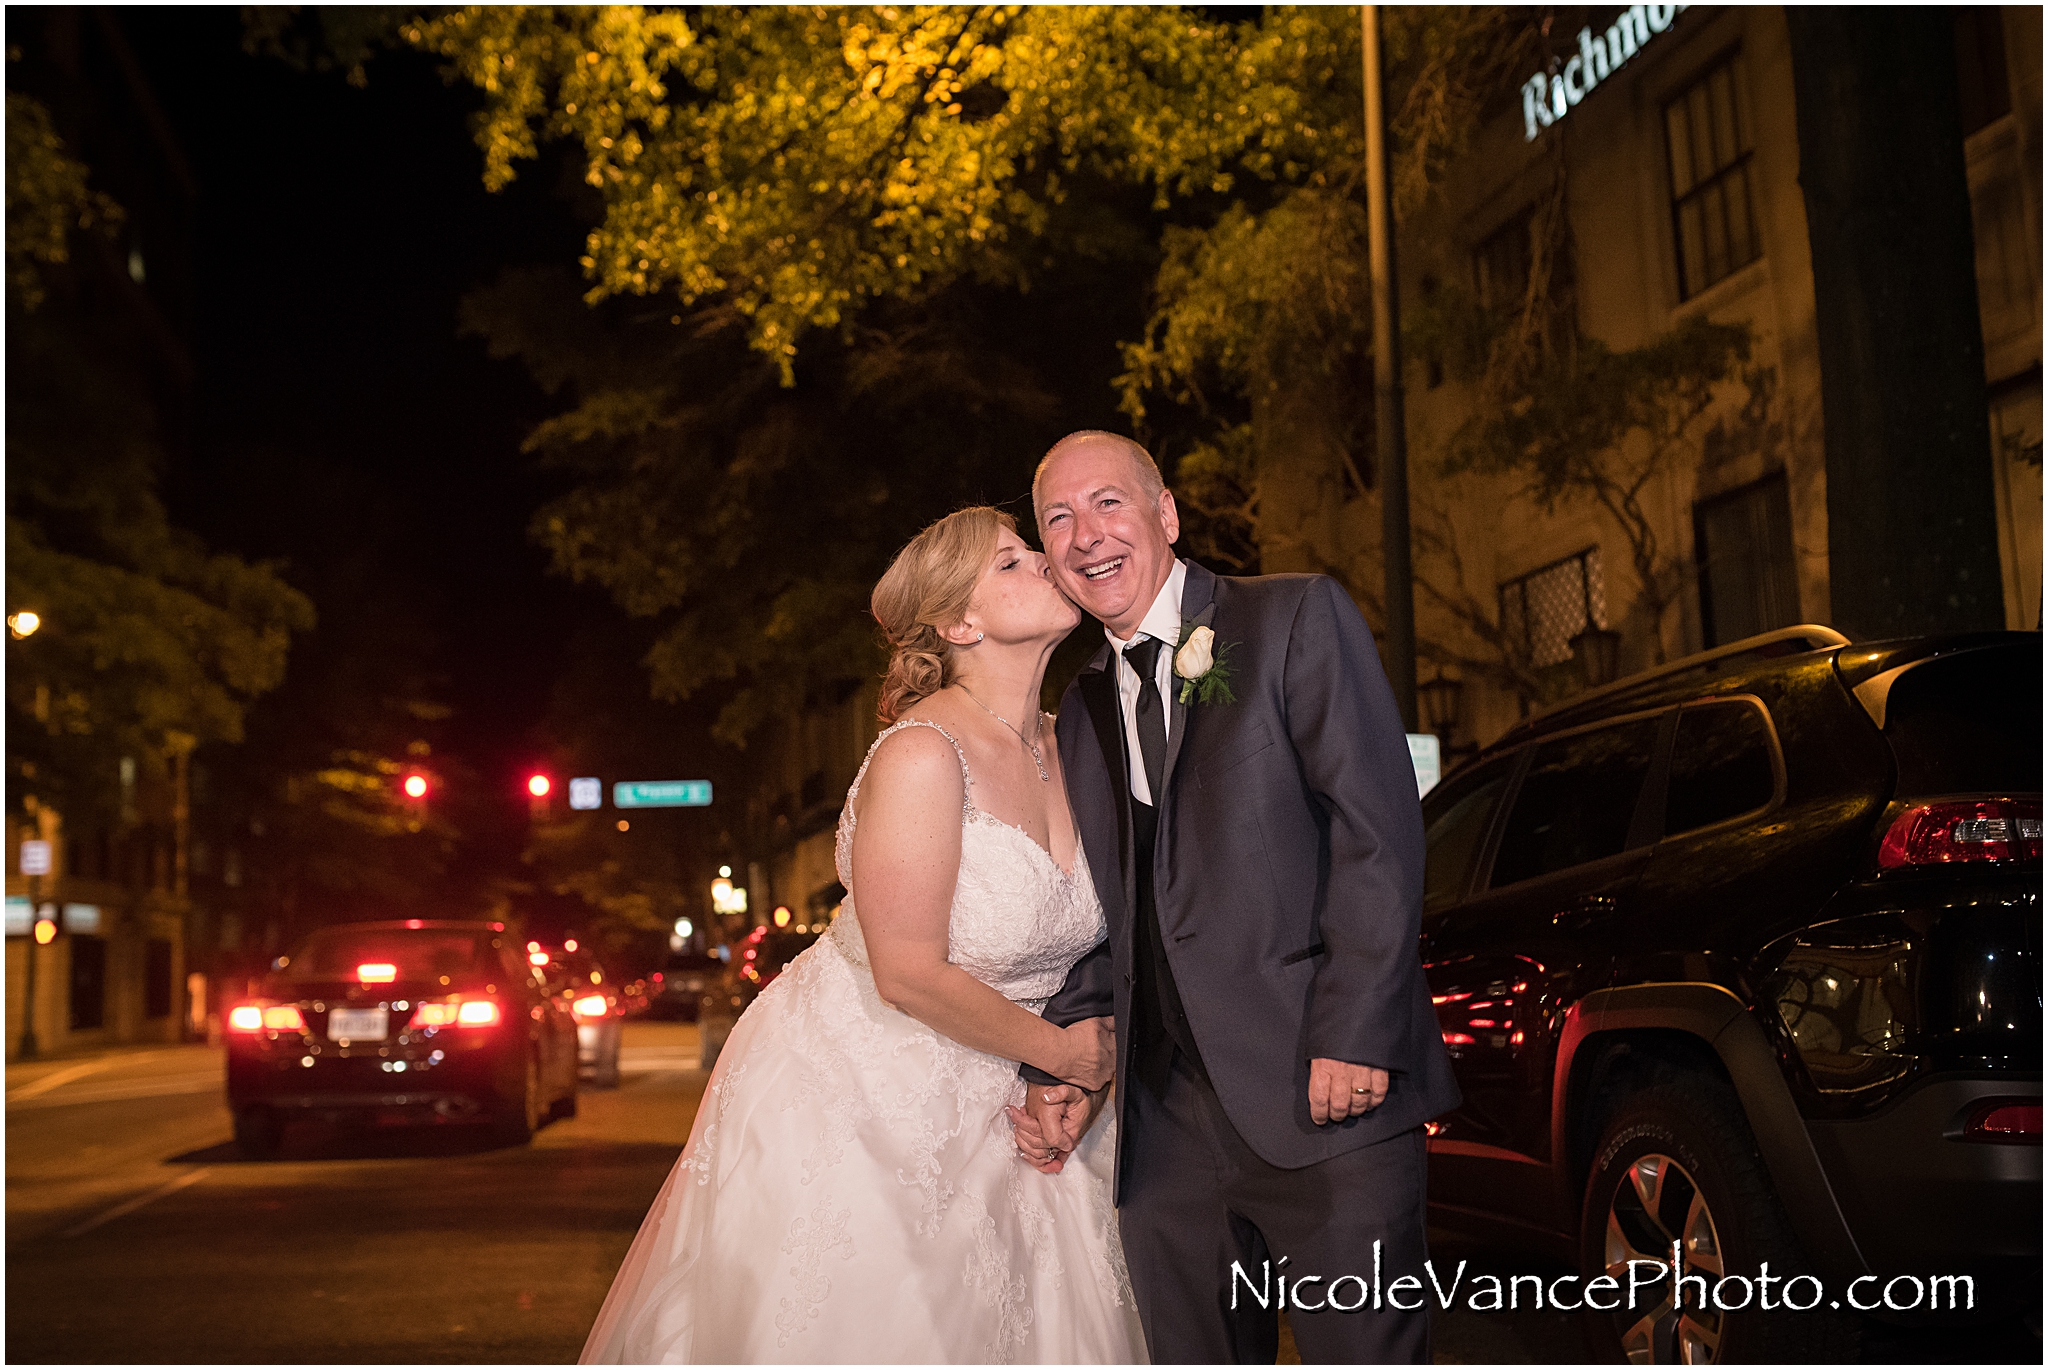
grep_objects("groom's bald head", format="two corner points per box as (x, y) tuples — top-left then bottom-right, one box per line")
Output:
(1030, 431), (1165, 527)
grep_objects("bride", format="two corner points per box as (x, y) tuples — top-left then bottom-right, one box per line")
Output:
(581, 506), (1146, 1364)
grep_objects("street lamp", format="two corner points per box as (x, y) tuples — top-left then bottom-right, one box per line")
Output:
(8, 611), (40, 639)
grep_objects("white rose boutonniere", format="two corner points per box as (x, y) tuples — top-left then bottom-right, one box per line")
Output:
(1173, 622), (1237, 706)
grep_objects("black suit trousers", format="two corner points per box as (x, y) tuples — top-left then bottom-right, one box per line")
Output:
(1118, 1053), (1433, 1365)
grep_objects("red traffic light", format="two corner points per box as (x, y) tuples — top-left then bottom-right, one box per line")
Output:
(402, 773), (429, 800)
(527, 773), (552, 799)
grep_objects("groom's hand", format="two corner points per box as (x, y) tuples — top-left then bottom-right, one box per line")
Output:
(1309, 1058), (1388, 1125)
(1012, 1084), (1091, 1168)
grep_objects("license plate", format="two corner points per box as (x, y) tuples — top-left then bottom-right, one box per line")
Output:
(328, 1007), (389, 1041)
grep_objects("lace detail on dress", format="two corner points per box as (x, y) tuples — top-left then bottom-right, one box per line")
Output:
(775, 1197), (859, 1348)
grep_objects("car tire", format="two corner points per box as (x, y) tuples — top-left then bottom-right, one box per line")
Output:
(492, 1053), (543, 1146)
(233, 1105), (284, 1159)
(1578, 1071), (1857, 1364)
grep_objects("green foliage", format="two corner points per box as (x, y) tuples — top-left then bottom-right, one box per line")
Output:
(240, 5), (424, 86)
(7, 219), (315, 824)
(4, 91), (123, 313)
(463, 263), (1085, 745)
(412, 5), (1363, 378)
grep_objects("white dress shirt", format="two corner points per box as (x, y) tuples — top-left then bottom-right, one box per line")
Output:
(1104, 559), (1187, 807)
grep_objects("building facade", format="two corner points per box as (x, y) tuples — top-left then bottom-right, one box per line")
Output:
(1386, 4), (2041, 753)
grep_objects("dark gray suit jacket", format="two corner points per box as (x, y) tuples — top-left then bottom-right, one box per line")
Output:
(1031, 560), (1459, 1182)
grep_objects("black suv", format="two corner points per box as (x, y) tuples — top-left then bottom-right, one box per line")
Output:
(1420, 626), (2040, 1362)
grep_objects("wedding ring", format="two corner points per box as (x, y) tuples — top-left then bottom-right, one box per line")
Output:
(1352, 1086), (1370, 1094)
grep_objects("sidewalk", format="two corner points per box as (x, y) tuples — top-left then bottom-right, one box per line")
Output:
(6, 1038), (221, 1104)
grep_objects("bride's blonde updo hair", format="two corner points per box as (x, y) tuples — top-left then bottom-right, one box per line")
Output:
(872, 505), (1016, 723)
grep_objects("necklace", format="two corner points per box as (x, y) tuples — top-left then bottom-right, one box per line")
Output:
(956, 684), (1050, 782)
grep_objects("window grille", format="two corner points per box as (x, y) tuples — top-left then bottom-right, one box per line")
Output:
(1500, 548), (1608, 669)
(1666, 52), (1760, 299)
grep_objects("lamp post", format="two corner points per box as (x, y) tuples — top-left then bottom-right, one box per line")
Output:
(1364, 4), (1417, 732)
(18, 870), (42, 1060)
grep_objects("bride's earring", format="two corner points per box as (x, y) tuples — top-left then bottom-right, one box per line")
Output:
(976, 632), (984, 642)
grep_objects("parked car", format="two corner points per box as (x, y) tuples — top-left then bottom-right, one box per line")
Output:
(225, 920), (580, 1155)
(649, 951), (726, 1022)
(698, 926), (823, 1071)
(536, 943), (623, 1088)
(1419, 626), (2040, 1362)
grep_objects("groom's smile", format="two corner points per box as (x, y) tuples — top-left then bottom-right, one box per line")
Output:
(1080, 556), (1126, 581)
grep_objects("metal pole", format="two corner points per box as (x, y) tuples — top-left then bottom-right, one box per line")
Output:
(18, 874), (40, 1060)
(1364, 5), (1417, 731)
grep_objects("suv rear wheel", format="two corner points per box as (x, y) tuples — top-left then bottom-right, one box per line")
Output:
(1579, 1073), (1855, 1363)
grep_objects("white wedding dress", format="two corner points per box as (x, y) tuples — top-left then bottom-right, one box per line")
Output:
(581, 719), (1147, 1364)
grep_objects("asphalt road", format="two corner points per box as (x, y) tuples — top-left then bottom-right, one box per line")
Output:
(7, 1023), (706, 1363)
(6, 1025), (2035, 1364)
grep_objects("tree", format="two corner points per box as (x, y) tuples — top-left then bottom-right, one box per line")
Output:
(5, 91), (315, 829)
(409, 6), (1557, 741)
(1439, 313), (1754, 668)
(410, 5), (1353, 377)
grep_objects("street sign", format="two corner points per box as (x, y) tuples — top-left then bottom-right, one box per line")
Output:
(18, 840), (50, 876)
(568, 777), (603, 811)
(1406, 734), (1442, 797)
(613, 780), (712, 809)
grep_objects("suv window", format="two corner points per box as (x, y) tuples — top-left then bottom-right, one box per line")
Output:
(1422, 752), (1518, 914)
(1883, 644), (2043, 794)
(1665, 700), (1776, 836)
(1489, 717), (1660, 887)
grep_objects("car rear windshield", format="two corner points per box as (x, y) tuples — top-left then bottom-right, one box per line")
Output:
(1883, 644), (2043, 795)
(282, 931), (489, 982)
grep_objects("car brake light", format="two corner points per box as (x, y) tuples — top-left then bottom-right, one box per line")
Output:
(357, 962), (398, 984)
(573, 994), (608, 1018)
(263, 1006), (307, 1031)
(1877, 799), (2042, 869)
(529, 951), (550, 967)
(407, 998), (502, 1029)
(228, 1005), (265, 1031)
(1964, 1099), (2041, 1143)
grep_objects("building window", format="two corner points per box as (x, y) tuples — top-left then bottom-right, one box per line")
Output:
(1500, 548), (1608, 669)
(70, 935), (106, 1031)
(1695, 471), (1799, 646)
(1666, 53), (1760, 299)
(1474, 209), (1535, 313)
(145, 939), (174, 1019)
(1954, 7), (2012, 137)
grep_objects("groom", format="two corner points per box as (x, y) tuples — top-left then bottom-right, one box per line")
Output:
(1015, 432), (1459, 1363)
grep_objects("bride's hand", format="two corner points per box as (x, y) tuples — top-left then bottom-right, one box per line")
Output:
(1058, 1016), (1115, 1091)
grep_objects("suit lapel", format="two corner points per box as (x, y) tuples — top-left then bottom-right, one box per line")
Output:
(1160, 561), (1218, 799)
(1075, 655), (1135, 922)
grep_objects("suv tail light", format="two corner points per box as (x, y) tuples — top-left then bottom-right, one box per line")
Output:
(572, 994), (609, 1019)
(1877, 799), (2041, 869)
(1963, 1099), (2041, 1143)
(227, 1005), (264, 1032)
(407, 998), (501, 1029)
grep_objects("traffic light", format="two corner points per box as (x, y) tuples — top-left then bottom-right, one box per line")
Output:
(526, 772), (554, 821)
(400, 771), (431, 832)
(527, 773), (551, 798)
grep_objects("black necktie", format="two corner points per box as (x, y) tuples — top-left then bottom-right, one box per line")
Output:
(1124, 636), (1167, 803)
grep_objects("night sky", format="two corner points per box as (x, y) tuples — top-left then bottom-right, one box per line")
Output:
(122, 11), (603, 877)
